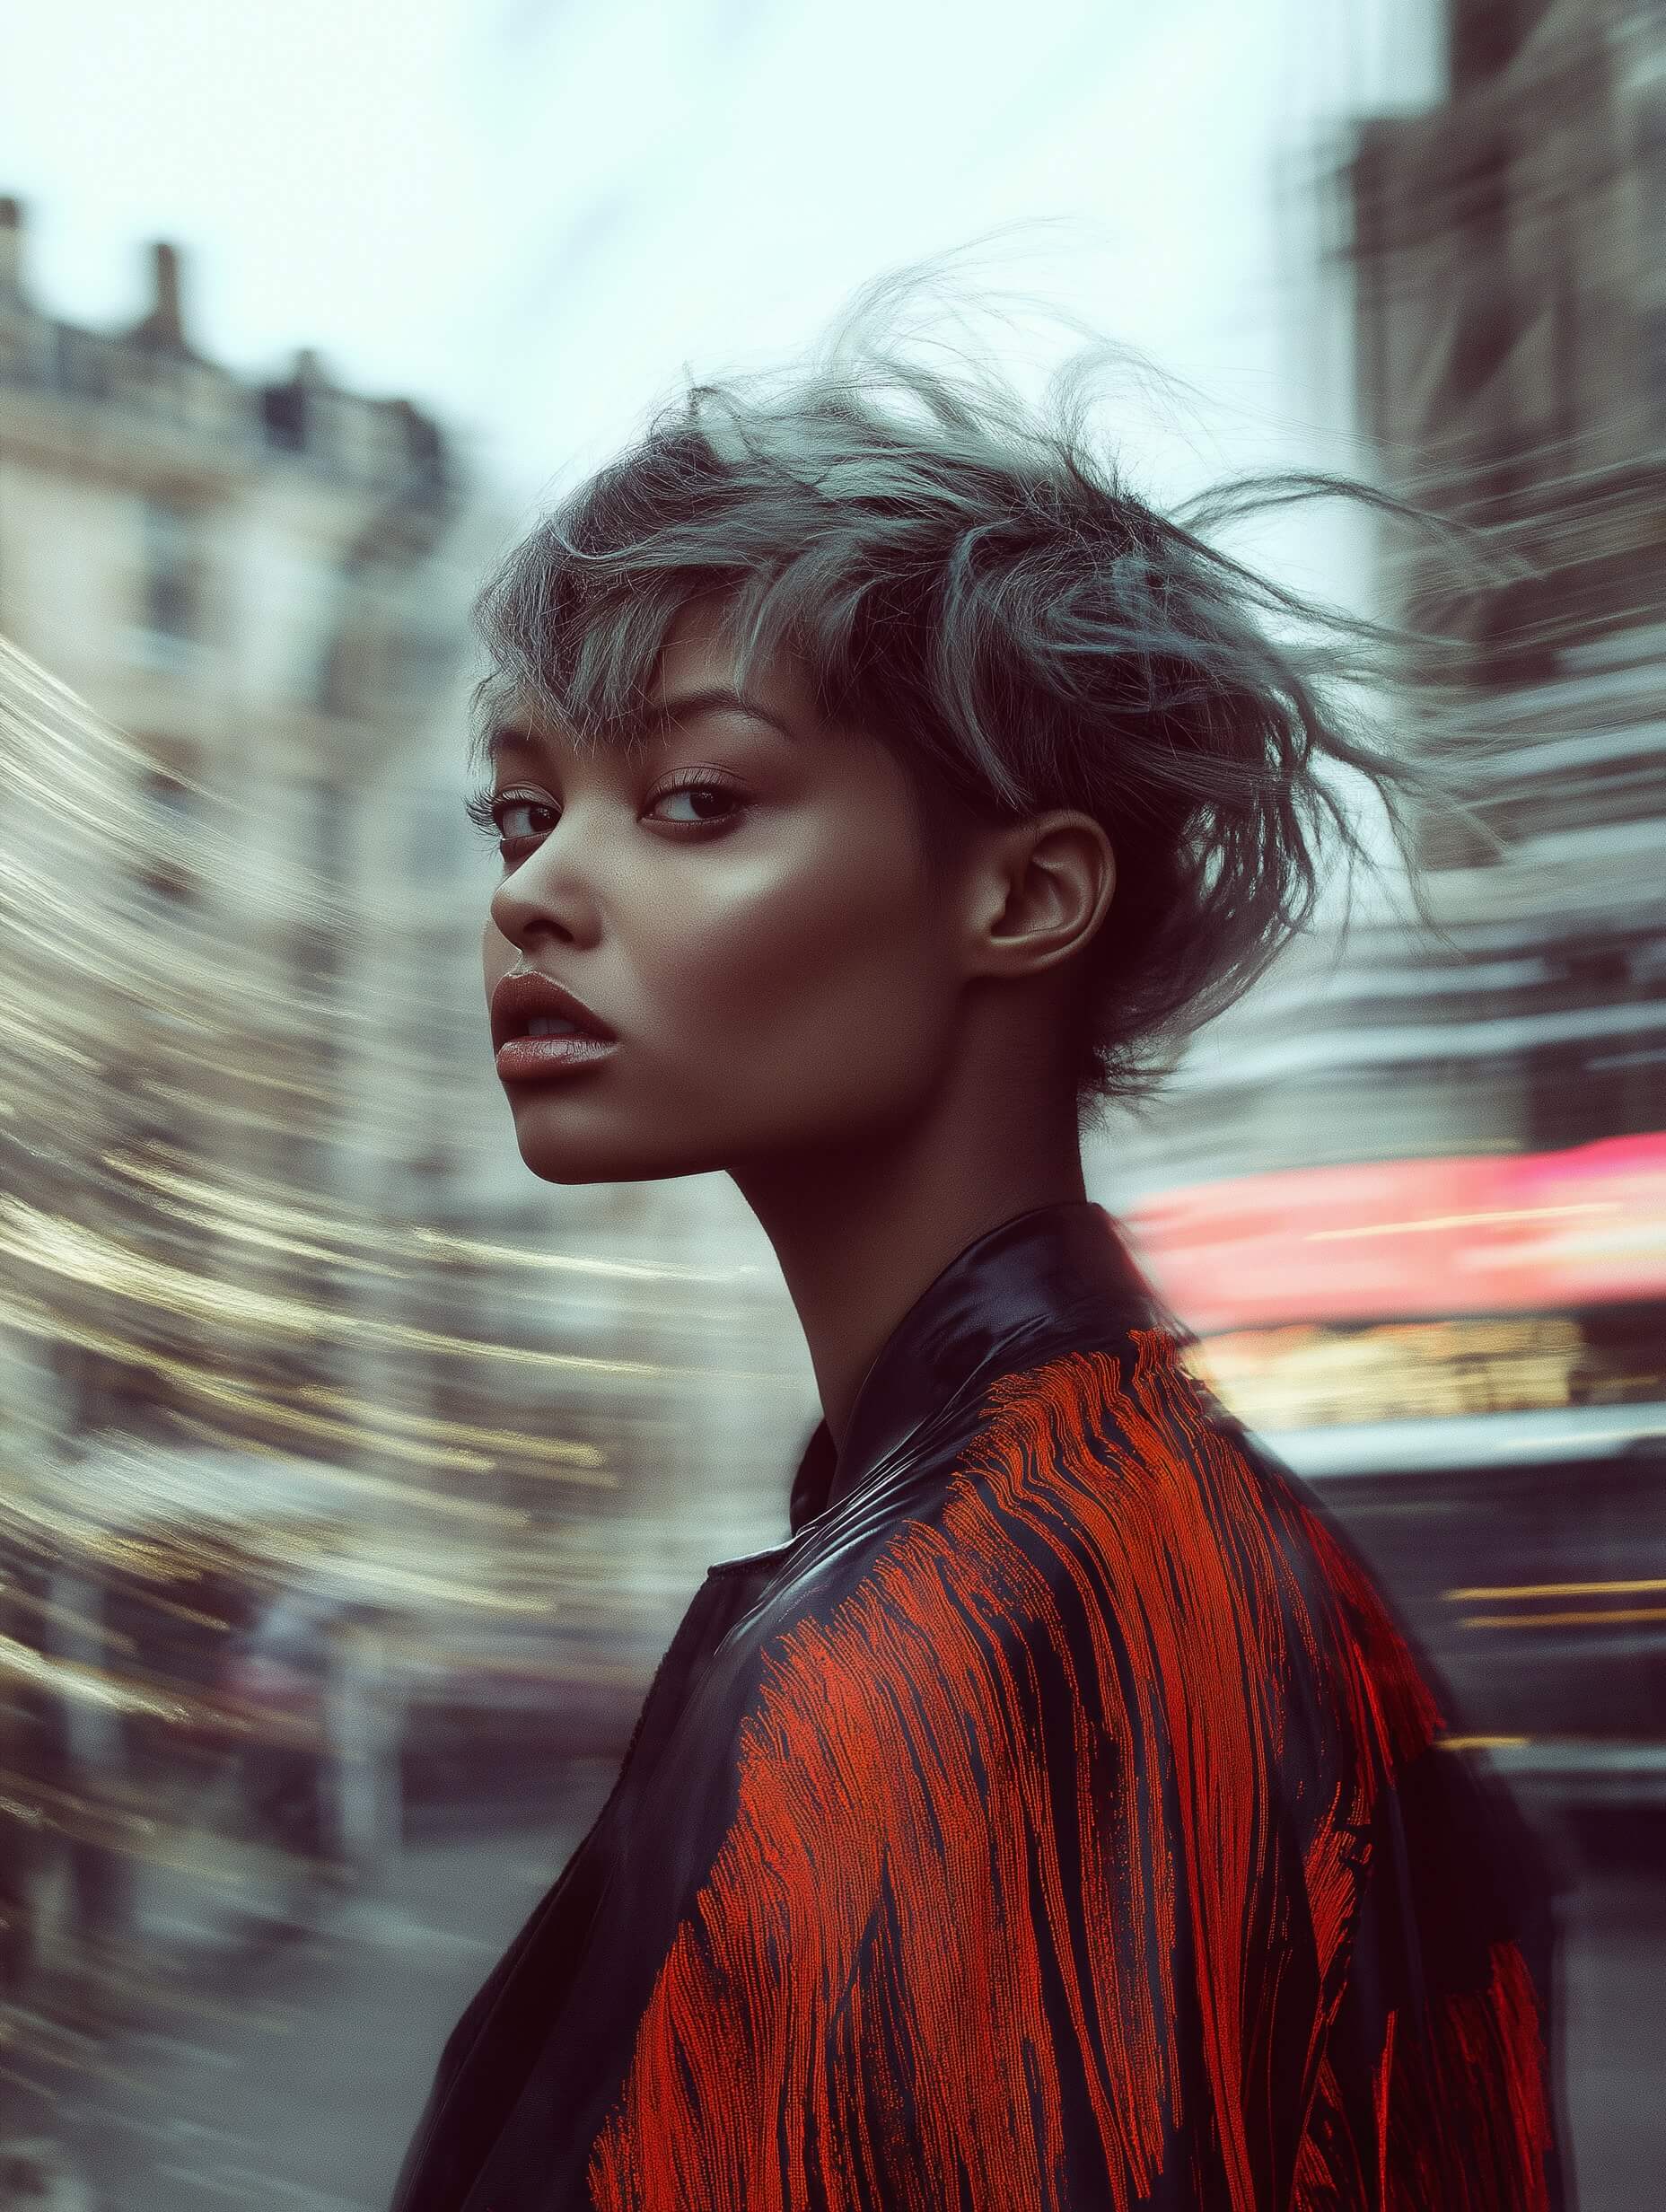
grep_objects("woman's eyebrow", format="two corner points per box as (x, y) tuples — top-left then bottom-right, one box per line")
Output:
(480, 688), (794, 768)
(650, 686), (795, 740)
(482, 721), (542, 766)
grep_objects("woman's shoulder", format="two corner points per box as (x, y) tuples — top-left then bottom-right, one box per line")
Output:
(726, 1324), (1440, 1814)
(877, 1328), (1445, 1779)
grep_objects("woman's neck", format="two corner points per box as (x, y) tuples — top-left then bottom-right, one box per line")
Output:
(732, 1062), (1086, 1458)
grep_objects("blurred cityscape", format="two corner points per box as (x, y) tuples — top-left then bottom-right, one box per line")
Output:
(1, 1), (1662, 2208)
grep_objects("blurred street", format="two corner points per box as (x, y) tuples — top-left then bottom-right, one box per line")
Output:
(1560, 1854), (1666, 2212)
(5, 1767), (617, 2212)
(0, 1804), (1658, 2212)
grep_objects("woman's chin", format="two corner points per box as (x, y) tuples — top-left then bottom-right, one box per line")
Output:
(511, 1119), (716, 1189)
(518, 1151), (627, 1187)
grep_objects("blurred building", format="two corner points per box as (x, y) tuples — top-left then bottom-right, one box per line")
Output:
(0, 194), (465, 1435)
(1094, 0), (1666, 1440)
(1074, 2), (1666, 1856)
(0, 198), (815, 2040)
(0, 195), (811, 1623)
(1349, 0), (1666, 1137)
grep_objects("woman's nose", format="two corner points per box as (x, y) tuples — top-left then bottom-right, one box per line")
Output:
(487, 822), (602, 951)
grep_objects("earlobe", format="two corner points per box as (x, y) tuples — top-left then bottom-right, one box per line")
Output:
(974, 812), (1116, 979)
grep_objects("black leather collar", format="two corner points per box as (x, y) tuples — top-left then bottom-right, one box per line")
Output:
(787, 1200), (1155, 1537)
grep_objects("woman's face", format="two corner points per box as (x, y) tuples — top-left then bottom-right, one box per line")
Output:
(479, 602), (972, 1186)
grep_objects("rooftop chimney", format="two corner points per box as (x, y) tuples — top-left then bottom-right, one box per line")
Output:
(131, 240), (189, 352)
(0, 197), (22, 299)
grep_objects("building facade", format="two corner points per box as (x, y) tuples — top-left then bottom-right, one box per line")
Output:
(1086, 0), (1666, 1435)
(1347, 0), (1666, 1137)
(0, 194), (463, 1446)
(0, 196), (813, 1671)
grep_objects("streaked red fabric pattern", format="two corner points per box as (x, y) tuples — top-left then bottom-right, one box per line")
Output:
(586, 1335), (1554, 2211)
(1376, 1940), (1555, 2210)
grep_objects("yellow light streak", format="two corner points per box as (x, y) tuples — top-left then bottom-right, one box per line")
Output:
(0, 1006), (96, 1066)
(0, 1201), (789, 1380)
(294, 1385), (606, 1467)
(178, 1374), (613, 1487)
(1446, 1576), (1666, 1601)
(119, 1153), (765, 1286)
(1460, 1606), (1666, 1629)
(408, 1224), (767, 1285)
(0, 1633), (200, 1725)
(130, 1191), (408, 1278)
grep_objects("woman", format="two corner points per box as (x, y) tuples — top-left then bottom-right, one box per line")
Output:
(389, 324), (1570, 2210)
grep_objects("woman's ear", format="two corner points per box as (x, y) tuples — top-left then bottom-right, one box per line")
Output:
(963, 811), (1116, 980)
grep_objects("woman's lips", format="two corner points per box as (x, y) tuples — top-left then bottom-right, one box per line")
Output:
(495, 1031), (619, 1082)
(489, 969), (618, 1081)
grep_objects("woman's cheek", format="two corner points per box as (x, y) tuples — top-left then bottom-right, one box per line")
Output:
(624, 788), (934, 1065)
(642, 847), (849, 1019)
(729, 870), (934, 1079)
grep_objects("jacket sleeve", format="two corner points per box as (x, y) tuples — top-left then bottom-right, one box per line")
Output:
(1297, 1727), (1570, 2212)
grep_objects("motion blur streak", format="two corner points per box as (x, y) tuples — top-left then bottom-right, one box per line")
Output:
(0, 556), (811, 2208)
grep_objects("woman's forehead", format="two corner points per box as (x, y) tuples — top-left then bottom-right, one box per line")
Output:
(483, 682), (805, 775)
(487, 610), (822, 767)
(656, 600), (819, 727)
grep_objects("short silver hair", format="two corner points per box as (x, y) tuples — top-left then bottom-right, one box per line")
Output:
(471, 287), (1462, 1110)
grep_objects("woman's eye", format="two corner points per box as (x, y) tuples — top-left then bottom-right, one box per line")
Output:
(648, 780), (744, 827)
(462, 786), (553, 857)
(496, 798), (557, 841)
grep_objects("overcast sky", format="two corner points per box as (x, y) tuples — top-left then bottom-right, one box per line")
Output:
(2, 1), (1439, 551)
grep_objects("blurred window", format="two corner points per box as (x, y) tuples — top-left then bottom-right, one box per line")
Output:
(54, 323), (110, 399)
(141, 497), (204, 648)
(262, 379), (309, 453)
(1548, 1037), (1666, 1143)
(0, 302), (49, 387)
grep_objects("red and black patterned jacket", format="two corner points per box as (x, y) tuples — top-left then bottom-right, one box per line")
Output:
(388, 1201), (1573, 2212)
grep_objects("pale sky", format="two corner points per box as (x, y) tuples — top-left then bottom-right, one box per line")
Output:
(1, 0), (1440, 573)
